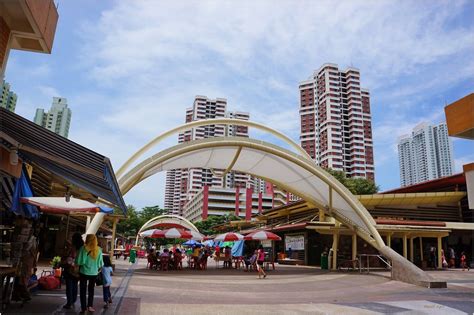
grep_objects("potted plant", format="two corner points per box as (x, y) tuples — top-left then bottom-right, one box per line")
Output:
(50, 256), (62, 277)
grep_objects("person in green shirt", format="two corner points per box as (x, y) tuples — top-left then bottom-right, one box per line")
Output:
(75, 234), (103, 313)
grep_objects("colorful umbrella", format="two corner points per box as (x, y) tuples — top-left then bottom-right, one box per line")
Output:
(140, 229), (162, 238)
(150, 228), (205, 240)
(244, 230), (281, 241)
(214, 232), (244, 242)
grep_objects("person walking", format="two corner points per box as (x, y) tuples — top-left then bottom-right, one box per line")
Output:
(461, 252), (470, 271)
(62, 232), (83, 309)
(256, 245), (267, 279)
(102, 255), (113, 308)
(76, 234), (103, 313)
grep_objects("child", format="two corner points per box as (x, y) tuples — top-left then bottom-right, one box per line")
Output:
(461, 252), (470, 271)
(102, 255), (113, 308)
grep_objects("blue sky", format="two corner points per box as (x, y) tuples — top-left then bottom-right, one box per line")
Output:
(5, 0), (474, 210)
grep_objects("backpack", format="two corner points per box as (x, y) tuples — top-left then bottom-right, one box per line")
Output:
(38, 270), (60, 290)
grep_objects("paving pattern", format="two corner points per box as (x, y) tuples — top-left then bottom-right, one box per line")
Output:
(4, 258), (474, 314)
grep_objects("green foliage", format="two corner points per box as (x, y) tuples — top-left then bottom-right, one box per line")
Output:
(194, 214), (241, 235)
(140, 205), (168, 222)
(50, 256), (61, 268)
(114, 204), (168, 237)
(324, 168), (379, 195)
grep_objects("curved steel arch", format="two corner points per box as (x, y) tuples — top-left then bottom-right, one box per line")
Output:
(138, 214), (200, 234)
(116, 118), (311, 179)
(119, 137), (385, 249)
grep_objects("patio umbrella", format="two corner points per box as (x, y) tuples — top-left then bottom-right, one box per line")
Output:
(140, 229), (162, 238)
(20, 196), (99, 214)
(183, 239), (202, 246)
(244, 230), (281, 241)
(150, 228), (205, 241)
(214, 232), (244, 242)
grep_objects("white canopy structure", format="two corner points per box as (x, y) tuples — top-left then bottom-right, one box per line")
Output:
(114, 118), (437, 287)
(120, 137), (382, 247)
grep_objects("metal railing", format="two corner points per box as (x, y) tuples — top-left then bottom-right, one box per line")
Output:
(358, 254), (392, 276)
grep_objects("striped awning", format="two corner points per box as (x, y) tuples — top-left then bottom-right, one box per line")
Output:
(0, 108), (127, 214)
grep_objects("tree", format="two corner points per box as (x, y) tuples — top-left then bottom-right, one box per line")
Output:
(324, 168), (378, 195)
(115, 205), (142, 237)
(194, 214), (241, 235)
(139, 205), (167, 222)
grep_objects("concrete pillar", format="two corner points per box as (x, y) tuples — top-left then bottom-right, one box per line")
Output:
(85, 216), (91, 232)
(85, 212), (106, 235)
(387, 234), (391, 247)
(409, 237), (414, 262)
(402, 234), (408, 259)
(352, 234), (357, 261)
(437, 236), (442, 269)
(331, 232), (339, 270)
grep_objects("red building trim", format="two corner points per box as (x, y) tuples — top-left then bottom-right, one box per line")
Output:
(245, 187), (253, 221)
(235, 186), (240, 216)
(202, 185), (209, 220)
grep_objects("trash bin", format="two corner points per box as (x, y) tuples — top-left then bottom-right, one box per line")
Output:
(129, 249), (137, 263)
(321, 253), (328, 269)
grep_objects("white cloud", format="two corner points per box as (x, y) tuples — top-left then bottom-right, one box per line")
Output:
(8, 0), (472, 208)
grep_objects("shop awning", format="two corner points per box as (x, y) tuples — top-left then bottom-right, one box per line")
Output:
(0, 108), (127, 214)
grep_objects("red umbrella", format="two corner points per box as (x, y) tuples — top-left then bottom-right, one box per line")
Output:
(149, 228), (205, 240)
(244, 231), (281, 241)
(214, 232), (244, 242)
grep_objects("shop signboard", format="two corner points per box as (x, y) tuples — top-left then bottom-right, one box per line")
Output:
(285, 235), (304, 250)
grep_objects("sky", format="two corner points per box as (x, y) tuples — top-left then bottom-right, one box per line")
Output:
(5, 0), (474, 211)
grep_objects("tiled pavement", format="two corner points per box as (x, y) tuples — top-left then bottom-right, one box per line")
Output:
(4, 259), (474, 314)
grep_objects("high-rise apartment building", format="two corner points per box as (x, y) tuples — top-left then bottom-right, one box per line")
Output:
(398, 122), (454, 187)
(33, 97), (72, 138)
(164, 96), (256, 215)
(0, 80), (17, 112)
(299, 63), (374, 180)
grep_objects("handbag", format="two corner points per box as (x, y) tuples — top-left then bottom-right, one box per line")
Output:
(95, 271), (104, 286)
(70, 265), (80, 279)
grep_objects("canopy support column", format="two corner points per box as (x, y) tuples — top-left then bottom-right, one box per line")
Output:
(387, 234), (391, 248)
(410, 237), (414, 262)
(437, 236), (442, 270)
(85, 212), (106, 235)
(352, 234), (357, 268)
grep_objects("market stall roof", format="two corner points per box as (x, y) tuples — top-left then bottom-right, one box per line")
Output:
(0, 108), (127, 214)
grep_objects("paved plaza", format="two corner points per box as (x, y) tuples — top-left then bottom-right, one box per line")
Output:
(5, 258), (474, 314)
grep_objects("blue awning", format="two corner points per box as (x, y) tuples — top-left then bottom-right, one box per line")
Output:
(10, 167), (39, 219)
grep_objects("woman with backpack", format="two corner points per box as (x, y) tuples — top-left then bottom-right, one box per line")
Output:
(76, 234), (103, 313)
(62, 232), (83, 309)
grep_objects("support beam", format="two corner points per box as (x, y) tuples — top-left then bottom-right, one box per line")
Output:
(85, 212), (106, 235)
(437, 236), (442, 270)
(85, 216), (91, 232)
(110, 218), (118, 262)
(319, 209), (325, 222)
(410, 237), (414, 262)
(352, 234), (357, 262)
(403, 234), (408, 259)
(331, 230), (339, 270)
(387, 234), (391, 248)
